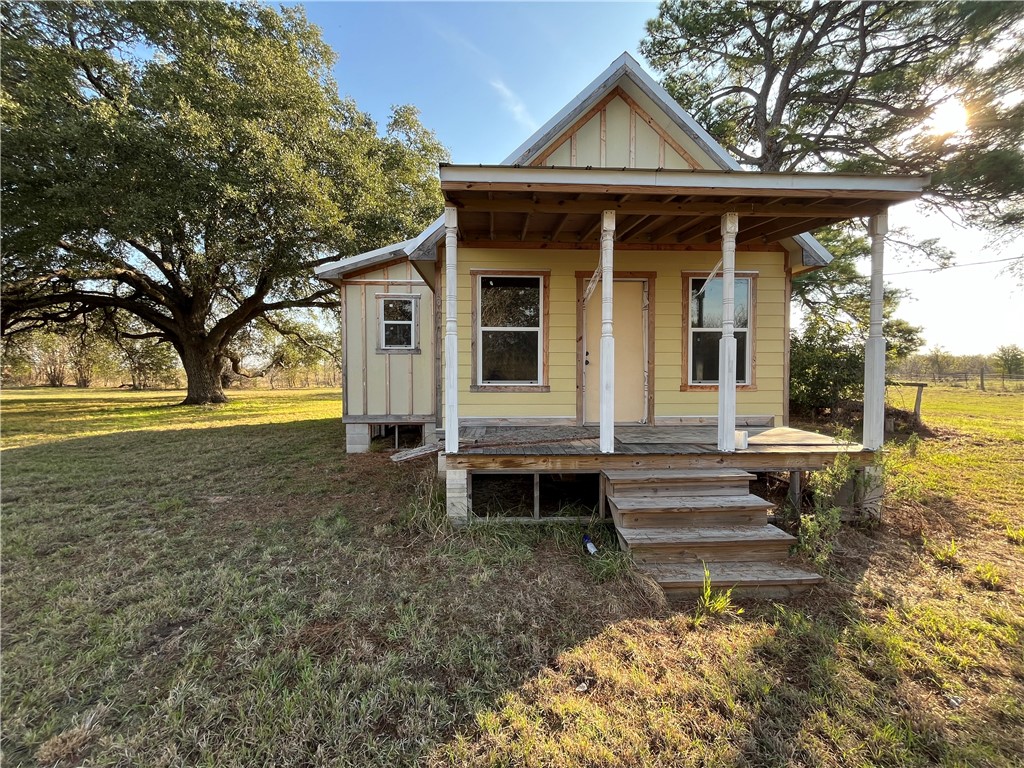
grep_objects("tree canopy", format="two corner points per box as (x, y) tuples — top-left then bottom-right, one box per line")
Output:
(641, 1), (1024, 230)
(1, 1), (447, 403)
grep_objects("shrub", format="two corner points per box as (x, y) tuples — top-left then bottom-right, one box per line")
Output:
(797, 449), (855, 566)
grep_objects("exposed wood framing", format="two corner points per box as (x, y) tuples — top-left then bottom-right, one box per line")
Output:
(531, 89), (621, 166)
(629, 107), (636, 167)
(600, 107), (607, 165)
(360, 284), (368, 415)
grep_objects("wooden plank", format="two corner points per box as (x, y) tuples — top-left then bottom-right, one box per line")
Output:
(391, 442), (443, 463)
(608, 494), (774, 512)
(641, 561), (823, 587)
(619, 524), (793, 544)
(360, 285), (368, 415)
(603, 468), (755, 481)
(446, 450), (875, 472)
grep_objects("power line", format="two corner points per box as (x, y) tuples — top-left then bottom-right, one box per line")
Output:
(886, 255), (1024, 276)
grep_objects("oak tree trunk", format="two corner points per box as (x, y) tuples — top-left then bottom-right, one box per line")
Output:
(180, 343), (228, 405)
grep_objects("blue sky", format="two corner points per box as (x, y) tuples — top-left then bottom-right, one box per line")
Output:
(303, 1), (658, 162)
(298, 1), (1020, 355)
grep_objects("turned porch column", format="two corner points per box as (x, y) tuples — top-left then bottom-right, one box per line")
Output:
(444, 206), (459, 453)
(599, 210), (616, 453)
(717, 212), (739, 452)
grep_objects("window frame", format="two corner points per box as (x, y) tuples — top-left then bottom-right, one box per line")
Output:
(471, 270), (550, 392)
(376, 293), (420, 354)
(680, 271), (757, 390)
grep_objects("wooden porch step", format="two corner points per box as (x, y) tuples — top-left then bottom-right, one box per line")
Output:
(617, 524), (795, 563)
(609, 493), (773, 528)
(641, 561), (823, 599)
(603, 468), (755, 497)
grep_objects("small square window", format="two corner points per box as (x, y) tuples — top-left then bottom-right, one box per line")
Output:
(378, 296), (417, 351)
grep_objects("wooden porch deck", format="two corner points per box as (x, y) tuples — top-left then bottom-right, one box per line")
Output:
(446, 425), (872, 472)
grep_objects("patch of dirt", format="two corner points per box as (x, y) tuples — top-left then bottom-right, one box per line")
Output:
(34, 704), (108, 767)
(139, 617), (200, 657)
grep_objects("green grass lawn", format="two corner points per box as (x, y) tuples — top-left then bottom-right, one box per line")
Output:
(3, 386), (1022, 767)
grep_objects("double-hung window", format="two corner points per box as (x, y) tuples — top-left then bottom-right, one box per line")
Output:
(378, 295), (417, 352)
(476, 274), (546, 386)
(687, 276), (752, 386)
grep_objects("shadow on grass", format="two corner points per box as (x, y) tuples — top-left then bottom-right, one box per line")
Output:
(5, 403), (1021, 767)
(2, 417), (654, 767)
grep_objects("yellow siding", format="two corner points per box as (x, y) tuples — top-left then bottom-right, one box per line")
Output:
(446, 248), (788, 423)
(342, 261), (434, 419)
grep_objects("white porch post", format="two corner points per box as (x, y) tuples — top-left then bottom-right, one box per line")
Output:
(863, 211), (888, 451)
(443, 206), (459, 453)
(717, 212), (739, 452)
(599, 210), (615, 453)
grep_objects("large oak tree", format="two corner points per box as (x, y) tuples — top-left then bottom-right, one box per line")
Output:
(2, 1), (446, 403)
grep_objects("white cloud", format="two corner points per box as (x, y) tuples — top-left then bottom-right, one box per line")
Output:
(489, 78), (539, 133)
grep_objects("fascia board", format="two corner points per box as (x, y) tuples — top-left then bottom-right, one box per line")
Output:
(315, 239), (413, 279)
(439, 164), (930, 194)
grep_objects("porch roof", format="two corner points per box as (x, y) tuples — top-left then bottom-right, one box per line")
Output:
(440, 164), (930, 248)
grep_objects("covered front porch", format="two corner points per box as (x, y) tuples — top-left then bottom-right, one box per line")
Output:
(447, 423), (872, 471)
(436, 166), (928, 467)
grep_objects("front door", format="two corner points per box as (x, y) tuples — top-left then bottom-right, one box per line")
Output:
(583, 280), (648, 424)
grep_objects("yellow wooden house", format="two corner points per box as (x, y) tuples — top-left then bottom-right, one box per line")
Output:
(317, 53), (927, 596)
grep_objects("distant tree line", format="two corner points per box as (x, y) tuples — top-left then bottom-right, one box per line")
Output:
(1, 311), (343, 390)
(892, 344), (1024, 388)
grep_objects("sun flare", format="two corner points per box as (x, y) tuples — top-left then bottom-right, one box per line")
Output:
(929, 99), (969, 135)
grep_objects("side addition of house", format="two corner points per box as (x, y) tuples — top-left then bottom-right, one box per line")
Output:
(317, 53), (927, 597)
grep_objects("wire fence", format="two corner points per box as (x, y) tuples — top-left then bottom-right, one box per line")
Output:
(889, 372), (1024, 391)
